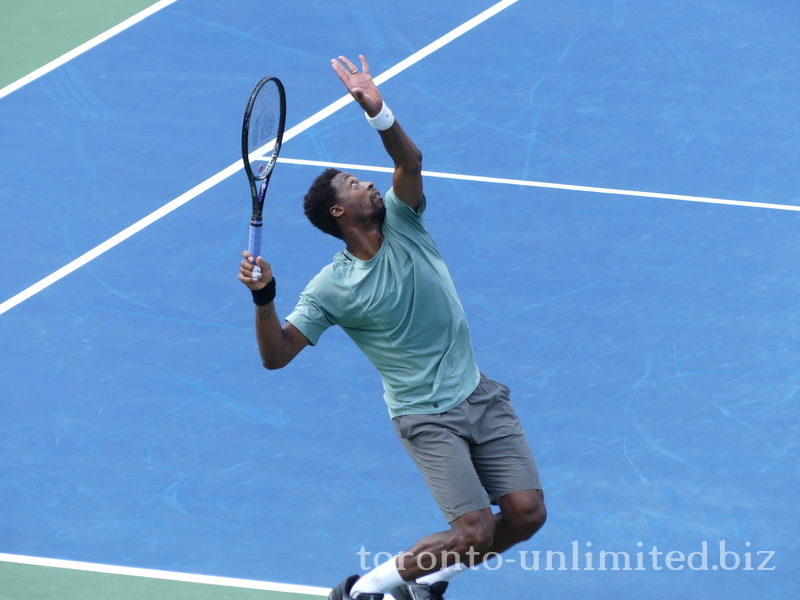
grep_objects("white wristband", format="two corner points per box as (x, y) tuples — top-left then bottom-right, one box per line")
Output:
(365, 102), (395, 131)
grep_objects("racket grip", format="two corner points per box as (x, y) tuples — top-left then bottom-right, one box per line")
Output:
(248, 222), (263, 279)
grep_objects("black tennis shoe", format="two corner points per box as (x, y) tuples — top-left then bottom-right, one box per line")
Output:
(328, 574), (384, 600)
(390, 581), (448, 600)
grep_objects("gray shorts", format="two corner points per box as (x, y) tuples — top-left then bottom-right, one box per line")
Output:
(392, 373), (541, 523)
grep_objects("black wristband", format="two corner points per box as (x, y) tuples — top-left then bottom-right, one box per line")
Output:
(251, 278), (276, 306)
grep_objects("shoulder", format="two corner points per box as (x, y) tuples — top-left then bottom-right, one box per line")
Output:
(301, 260), (345, 299)
(383, 187), (428, 241)
(385, 186), (427, 217)
(292, 260), (351, 322)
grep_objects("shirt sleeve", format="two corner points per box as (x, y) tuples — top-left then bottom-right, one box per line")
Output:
(383, 187), (428, 237)
(285, 271), (337, 346)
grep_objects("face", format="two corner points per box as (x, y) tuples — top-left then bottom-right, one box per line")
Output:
(330, 172), (385, 227)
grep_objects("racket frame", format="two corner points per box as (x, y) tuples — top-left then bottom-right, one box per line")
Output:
(241, 76), (286, 279)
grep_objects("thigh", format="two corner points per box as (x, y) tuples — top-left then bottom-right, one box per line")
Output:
(393, 411), (491, 523)
(466, 378), (542, 502)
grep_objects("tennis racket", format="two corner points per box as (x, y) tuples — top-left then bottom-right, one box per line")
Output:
(241, 76), (286, 279)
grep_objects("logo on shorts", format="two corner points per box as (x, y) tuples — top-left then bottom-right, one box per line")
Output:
(453, 500), (473, 510)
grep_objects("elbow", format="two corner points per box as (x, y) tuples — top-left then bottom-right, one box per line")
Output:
(412, 148), (423, 170)
(262, 355), (288, 370)
(399, 150), (423, 175)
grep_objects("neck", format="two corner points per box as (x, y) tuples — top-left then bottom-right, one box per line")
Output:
(343, 225), (384, 261)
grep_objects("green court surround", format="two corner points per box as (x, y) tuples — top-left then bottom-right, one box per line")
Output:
(0, 0), (161, 89)
(0, 562), (325, 600)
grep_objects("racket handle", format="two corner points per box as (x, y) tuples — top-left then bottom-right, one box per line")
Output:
(248, 221), (263, 279)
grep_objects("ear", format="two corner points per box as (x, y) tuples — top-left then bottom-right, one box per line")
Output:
(330, 204), (344, 218)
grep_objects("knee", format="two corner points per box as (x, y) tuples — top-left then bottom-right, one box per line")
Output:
(523, 495), (547, 538)
(506, 491), (547, 542)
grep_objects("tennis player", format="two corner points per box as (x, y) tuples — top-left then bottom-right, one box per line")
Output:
(238, 54), (545, 600)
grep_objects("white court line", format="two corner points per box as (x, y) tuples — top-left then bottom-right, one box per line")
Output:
(0, 0), (181, 100)
(278, 157), (800, 213)
(0, 553), (328, 596)
(0, 0), (520, 317)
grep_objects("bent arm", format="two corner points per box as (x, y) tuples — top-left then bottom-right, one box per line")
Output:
(253, 301), (309, 370)
(332, 54), (424, 211)
(239, 252), (309, 369)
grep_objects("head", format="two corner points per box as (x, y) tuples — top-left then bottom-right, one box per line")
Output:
(303, 168), (385, 239)
(303, 168), (344, 239)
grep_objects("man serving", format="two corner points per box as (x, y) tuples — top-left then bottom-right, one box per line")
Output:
(238, 54), (546, 600)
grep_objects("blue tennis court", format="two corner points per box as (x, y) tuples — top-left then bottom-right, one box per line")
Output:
(1, 1), (798, 598)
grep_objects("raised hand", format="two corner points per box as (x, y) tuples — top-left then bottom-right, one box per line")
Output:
(331, 54), (383, 117)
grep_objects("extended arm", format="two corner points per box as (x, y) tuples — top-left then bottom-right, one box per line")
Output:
(238, 252), (309, 369)
(332, 55), (423, 211)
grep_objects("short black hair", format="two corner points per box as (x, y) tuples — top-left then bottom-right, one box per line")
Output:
(303, 168), (343, 239)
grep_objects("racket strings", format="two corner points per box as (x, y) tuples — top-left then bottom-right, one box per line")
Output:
(247, 81), (282, 177)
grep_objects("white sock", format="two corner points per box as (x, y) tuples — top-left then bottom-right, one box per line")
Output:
(350, 557), (406, 598)
(416, 562), (468, 586)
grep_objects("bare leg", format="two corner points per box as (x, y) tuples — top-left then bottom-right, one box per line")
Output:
(474, 489), (546, 560)
(394, 489), (546, 581)
(395, 507), (495, 581)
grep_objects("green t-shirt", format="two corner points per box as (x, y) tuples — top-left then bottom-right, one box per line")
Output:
(286, 188), (481, 417)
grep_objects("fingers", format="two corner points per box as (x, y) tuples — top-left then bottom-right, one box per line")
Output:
(255, 256), (272, 274)
(331, 56), (357, 84)
(338, 55), (359, 74)
(331, 54), (383, 114)
(239, 252), (272, 287)
(330, 57), (351, 82)
(331, 54), (370, 80)
(239, 257), (256, 281)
